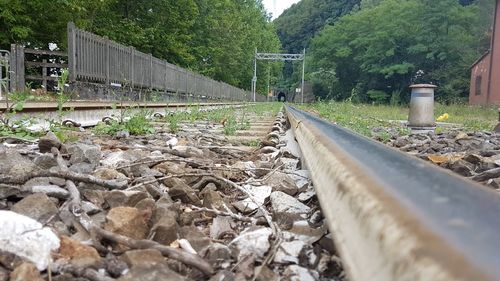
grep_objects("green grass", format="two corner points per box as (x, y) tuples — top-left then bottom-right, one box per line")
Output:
(160, 103), (283, 135)
(300, 101), (497, 137)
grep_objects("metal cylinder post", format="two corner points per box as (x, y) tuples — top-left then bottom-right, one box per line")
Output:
(408, 84), (437, 129)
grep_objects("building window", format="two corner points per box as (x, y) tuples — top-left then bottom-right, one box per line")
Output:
(476, 75), (482, 96)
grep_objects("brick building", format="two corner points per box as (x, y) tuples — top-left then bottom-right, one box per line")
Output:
(470, 0), (500, 105)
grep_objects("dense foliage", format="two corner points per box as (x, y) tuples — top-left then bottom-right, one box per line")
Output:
(0, 0), (281, 93)
(273, 0), (361, 90)
(274, 0), (361, 54)
(294, 0), (494, 103)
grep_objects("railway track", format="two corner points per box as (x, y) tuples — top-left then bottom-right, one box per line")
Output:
(0, 101), (247, 128)
(286, 105), (500, 281)
(1, 103), (499, 280)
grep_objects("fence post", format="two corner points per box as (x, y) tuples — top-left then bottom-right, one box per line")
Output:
(149, 53), (153, 89)
(67, 22), (76, 82)
(164, 61), (168, 92)
(130, 47), (135, 87)
(10, 44), (25, 92)
(105, 38), (110, 85)
(9, 44), (15, 92)
(42, 59), (47, 91)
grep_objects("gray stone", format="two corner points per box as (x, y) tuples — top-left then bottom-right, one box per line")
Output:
(38, 131), (62, 153)
(270, 191), (310, 215)
(448, 160), (474, 177)
(121, 249), (165, 268)
(229, 227), (272, 260)
(232, 185), (272, 214)
(254, 161), (272, 178)
(202, 189), (226, 211)
(93, 168), (128, 181)
(23, 177), (65, 189)
(33, 154), (58, 169)
(0, 267), (8, 281)
(297, 185), (316, 202)
(31, 185), (69, 199)
(179, 226), (211, 252)
(164, 178), (201, 205)
(11, 193), (58, 223)
(283, 221), (326, 245)
(0, 184), (21, 199)
(81, 189), (106, 208)
(471, 167), (500, 182)
(288, 170), (311, 190)
(105, 189), (151, 208)
(274, 240), (306, 264)
(278, 157), (300, 171)
(203, 243), (232, 265)
(69, 162), (95, 174)
(173, 145), (204, 158)
(118, 263), (187, 281)
(264, 172), (299, 195)
(101, 150), (135, 167)
(208, 270), (235, 281)
(67, 143), (102, 166)
(0, 149), (37, 177)
(210, 216), (235, 239)
(81, 201), (101, 215)
(151, 216), (179, 245)
(283, 265), (318, 281)
(260, 146), (279, 154)
(105, 257), (129, 278)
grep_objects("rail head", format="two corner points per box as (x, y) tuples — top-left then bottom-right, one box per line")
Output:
(286, 105), (500, 281)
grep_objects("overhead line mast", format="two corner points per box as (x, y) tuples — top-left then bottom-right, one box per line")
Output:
(252, 49), (306, 103)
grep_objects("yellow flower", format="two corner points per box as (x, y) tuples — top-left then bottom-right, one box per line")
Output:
(436, 113), (449, 122)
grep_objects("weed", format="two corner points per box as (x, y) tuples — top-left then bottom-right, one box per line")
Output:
(166, 112), (181, 133)
(93, 109), (155, 136)
(223, 115), (238, 136)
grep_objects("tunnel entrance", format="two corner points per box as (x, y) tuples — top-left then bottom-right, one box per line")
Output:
(277, 92), (286, 102)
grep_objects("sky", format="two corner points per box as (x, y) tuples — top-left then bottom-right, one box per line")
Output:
(262, 0), (301, 19)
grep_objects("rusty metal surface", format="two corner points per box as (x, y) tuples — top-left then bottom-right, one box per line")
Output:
(286, 106), (500, 281)
(0, 101), (243, 112)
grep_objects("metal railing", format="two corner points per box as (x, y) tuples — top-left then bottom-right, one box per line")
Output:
(67, 22), (256, 101)
(0, 50), (9, 99)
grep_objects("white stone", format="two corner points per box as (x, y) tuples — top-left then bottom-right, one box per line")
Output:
(229, 227), (272, 260)
(283, 221), (326, 245)
(274, 240), (306, 264)
(0, 211), (60, 270)
(166, 137), (178, 148)
(284, 265), (318, 281)
(289, 170), (311, 190)
(270, 191), (311, 214)
(100, 151), (130, 166)
(232, 185), (272, 213)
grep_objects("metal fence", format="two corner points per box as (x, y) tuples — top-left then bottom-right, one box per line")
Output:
(9, 45), (68, 93)
(0, 50), (9, 99)
(67, 22), (260, 102)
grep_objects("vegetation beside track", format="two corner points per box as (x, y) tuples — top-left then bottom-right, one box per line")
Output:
(300, 102), (497, 139)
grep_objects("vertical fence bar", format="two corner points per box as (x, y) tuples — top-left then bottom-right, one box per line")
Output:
(42, 59), (47, 91)
(67, 22), (76, 81)
(105, 38), (110, 85)
(130, 47), (135, 87)
(149, 53), (153, 89)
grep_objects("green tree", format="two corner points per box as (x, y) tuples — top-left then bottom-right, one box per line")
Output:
(309, 0), (489, 103)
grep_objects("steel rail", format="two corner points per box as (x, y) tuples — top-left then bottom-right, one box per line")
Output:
(286, 105), (500, 281)
(2, 101), (247, 128)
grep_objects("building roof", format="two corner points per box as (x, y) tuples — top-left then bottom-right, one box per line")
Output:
(470, 50), (491, 69)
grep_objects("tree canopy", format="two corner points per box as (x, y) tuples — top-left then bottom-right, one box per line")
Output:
(0, 0), (281, 93)
(302, 0), (494, 103)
